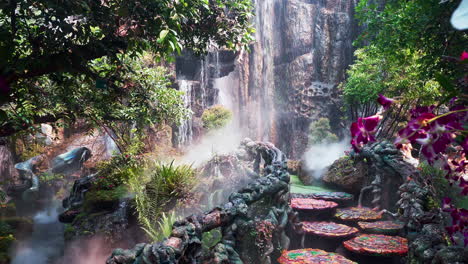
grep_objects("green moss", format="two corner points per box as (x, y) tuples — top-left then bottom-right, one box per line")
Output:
(290, 175), (338, 194)
(83, 185), (128, 212)
(0, 235), (14, 254)
(64, 224), (76, 241)
(0, 217), (33, 230)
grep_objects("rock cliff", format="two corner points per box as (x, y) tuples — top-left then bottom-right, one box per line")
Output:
(175, 0), (358, 158)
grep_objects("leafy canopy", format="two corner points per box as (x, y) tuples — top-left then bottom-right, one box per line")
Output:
(0, 0), (254, 137)
(343, 0), (467, 107)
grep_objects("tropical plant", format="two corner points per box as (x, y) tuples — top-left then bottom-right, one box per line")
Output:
(94, 153), (143, 190)
(350, 93), (467, 245)
(343, 0), (467, 134)
(201, 105), (233, 130)
(127, 160), (195, 242)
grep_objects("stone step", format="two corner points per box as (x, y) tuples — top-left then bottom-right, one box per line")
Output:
(334, 207), (383, 222)
(301, 221), (359, 239)
(291, 191), (354, 205)
(278, 248), (357, 264)
(343, 234), (408, 257)
(290, 198), (338, 211)
(357, 220), (404, 235)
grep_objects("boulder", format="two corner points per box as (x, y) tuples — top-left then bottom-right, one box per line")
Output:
(322, 157), (366, 193)
(432, 246), (468, 264)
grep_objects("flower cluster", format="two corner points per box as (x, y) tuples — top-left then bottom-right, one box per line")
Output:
(443, 197), (468, 246)
(395, 104), (466, 165)
(349, 88), (467, 246)
(350, 115), (382, 152)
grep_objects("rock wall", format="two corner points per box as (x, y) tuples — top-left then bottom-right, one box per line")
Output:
(236, 0), (358, 158)
(0, 141), (19, 198)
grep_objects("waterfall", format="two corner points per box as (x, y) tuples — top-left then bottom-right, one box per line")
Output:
(104, 133), (120, 158)
(11, 200), (64, 264)
(175, 80), (194, 147)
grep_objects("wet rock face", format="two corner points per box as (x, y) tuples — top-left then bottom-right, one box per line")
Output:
(237, 0), (357, 158)
(174, 0), (358, 158)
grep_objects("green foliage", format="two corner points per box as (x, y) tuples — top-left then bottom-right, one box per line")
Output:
(0, 222), (13, 237)
(419, 162), (467, 209)
(40, 172), (65, 183)
(83, 185), (128, 212)
(18, 141), (46, 161)
(64, 224), (76, 241)
(127, 160), (195, 242)
(343, 0), (467, 118)
(94, 154), (143, 190)
(7, 53), (190, 153)
(308, 118), (338, 145)
(201, 105), (233, 130)
(343, 46), (443, 107)
(0, 0), (254, 137)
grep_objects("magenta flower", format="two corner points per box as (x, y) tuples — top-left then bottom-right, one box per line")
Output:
(350, 115), (382, 152)
(377, 94), (395, 110)
(395, 112), (435, 147)
(461, 51), (468, 61)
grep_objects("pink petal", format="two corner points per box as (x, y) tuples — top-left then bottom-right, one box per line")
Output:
(377, 94), (395, 109)
(362, 115), (382, 132)
(461, 51), (468, 61)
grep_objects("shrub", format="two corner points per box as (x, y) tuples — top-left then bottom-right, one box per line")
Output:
(94, 154), (142, 190)
(308, 118), (338, 145)
(201, 105), (232, 130)
(144, 211), (179, 242)
(128, 161), (195, 242)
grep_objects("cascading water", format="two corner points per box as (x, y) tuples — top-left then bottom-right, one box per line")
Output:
(175, 80), (194, 147)
(11, 200), (64, 264)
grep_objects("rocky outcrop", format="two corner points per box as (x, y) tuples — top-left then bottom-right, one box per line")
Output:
(107, 141), (291, 264)
(322, 156), (366, 193)
(234, 0), (358, 158)
(0, 141), (19, 200)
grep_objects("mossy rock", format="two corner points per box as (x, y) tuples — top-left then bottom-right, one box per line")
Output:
(322, 156), (366, 194)
(83, 185), (128, 213)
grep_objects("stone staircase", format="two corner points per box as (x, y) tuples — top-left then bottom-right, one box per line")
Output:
(281, 185), (408, 264)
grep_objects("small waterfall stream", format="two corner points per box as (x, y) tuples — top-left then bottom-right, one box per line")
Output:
(176, 80), (194, 147)
(11, 200), (64, 264)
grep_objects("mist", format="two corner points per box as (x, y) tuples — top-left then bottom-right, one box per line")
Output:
(178, 121), (243, 167)
(303, 138), (350, 180)
(55, 236), (110, 264)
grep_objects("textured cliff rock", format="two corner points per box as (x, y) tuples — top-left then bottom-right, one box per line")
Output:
(175, 0), (358, 158)
(0, 141), (20, 200)
(237, 0), (357, 158)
